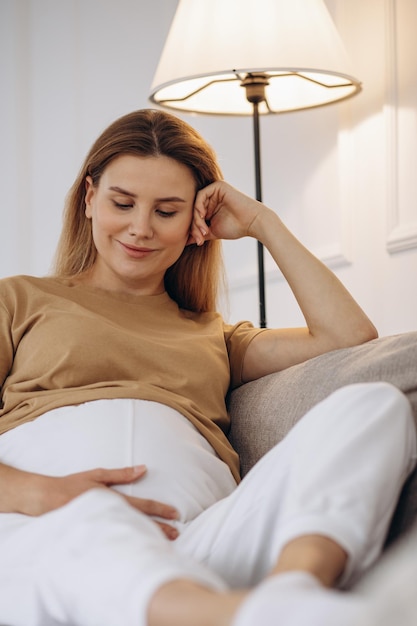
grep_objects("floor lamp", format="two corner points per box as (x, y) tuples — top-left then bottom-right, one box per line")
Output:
(149, 0), (361, 328)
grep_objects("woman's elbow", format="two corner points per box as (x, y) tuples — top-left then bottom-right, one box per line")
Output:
(351, 318), (379, 346)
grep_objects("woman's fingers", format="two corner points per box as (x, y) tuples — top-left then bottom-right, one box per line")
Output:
(126, 495), (179, 521)
(125, 494), (180, 540)
(190, 183), (226, 245)
(85, 466), (179, 516)
(189, 207), (211, 246)
(88, 466), (180, 519)
(58, 467), (180, 539)
(87, 465), (148, 485)
(192, 180), (262, 242)
(155, 521), (179, 541)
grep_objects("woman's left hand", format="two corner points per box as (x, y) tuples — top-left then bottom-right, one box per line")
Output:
(189, 181), (267, 246)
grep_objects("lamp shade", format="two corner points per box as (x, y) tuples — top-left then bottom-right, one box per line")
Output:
(150, 0), (361, 115)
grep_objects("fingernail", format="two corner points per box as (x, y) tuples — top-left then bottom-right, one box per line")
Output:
(133, 465), (146, 473)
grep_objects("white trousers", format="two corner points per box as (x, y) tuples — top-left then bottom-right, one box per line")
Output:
(0, 383), (415, 626)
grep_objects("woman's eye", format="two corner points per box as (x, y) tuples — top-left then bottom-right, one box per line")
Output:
(157, 210), (177, 218)
(113, 201), (133, 210)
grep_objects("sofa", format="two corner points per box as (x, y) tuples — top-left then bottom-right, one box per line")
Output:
(227, 331), (417, 556)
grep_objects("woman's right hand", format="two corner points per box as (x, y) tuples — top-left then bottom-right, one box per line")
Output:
(9, 464), (180, 540)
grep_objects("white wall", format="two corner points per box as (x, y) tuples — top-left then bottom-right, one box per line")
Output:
(1, 0), (416, 336)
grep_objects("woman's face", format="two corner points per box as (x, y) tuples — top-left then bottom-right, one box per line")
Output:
(84, 154), (196, 295)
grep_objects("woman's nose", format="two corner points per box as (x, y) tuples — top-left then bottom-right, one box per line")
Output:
(128, 210), (154, 239)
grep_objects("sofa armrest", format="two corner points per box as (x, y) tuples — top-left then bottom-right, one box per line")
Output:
(227, 332), (417, 544)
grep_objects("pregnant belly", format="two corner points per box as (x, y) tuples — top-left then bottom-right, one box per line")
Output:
(0, 398), (237, 524)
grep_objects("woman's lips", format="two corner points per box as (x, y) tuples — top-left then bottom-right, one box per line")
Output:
(118, 241), (156, 258)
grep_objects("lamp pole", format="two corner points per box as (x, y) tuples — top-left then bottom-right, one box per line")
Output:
(242, 74), (269, 328)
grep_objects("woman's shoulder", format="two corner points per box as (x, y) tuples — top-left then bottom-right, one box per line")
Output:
(0, 276), (76, 311)
(0, 274), (61, 294)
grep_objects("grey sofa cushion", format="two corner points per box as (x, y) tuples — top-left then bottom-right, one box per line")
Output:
(227, 332), (417, 545)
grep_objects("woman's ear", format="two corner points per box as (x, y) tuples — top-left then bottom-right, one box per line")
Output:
(85, 176), (94, 218)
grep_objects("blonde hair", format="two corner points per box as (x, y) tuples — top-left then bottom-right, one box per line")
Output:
(53, 109), (224, 312)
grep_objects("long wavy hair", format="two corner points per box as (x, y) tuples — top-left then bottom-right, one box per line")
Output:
(53, 109), (224, 312)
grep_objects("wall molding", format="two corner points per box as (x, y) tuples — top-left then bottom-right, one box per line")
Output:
(228, 241), (351, 293)
(385, 0), (417, 253)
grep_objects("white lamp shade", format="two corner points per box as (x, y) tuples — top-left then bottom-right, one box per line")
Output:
(150, 0), (361, 115)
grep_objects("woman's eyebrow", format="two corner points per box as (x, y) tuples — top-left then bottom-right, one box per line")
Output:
(109, 186), (187, 203)
(156, 196), (187, 203)
(109, 185), (137, 198)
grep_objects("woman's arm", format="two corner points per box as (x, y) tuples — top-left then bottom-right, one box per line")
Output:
(192, 181), (377, 381)
(0, 462), (179, 538)
(240, 208), (377, 381)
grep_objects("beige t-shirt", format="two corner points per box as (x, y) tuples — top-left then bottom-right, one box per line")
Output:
(0, 276), (265, 481)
